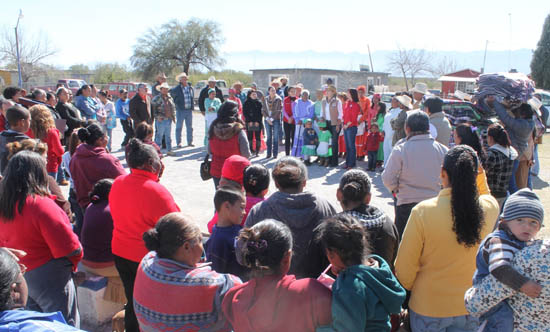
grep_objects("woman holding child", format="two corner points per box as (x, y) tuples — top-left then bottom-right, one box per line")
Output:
(395, 145), (499, 331)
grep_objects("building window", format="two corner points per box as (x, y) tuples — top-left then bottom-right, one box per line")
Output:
(321, 75), (338, 88)
(456, 81), (475, 93)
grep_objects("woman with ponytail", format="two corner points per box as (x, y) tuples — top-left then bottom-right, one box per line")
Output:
(134, 212), (240, 332)
(315, 214), (406, 332)
(69, 123), (126, 210)
(395, 145), (499, 331)
(335, 169), (399, 267)
(484, 123), (518, 208)
(222, 219), (332, 332)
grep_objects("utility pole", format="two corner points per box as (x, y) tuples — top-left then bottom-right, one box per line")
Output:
(367, 44), (374, 72)
(508, 13), (512, 71)
(15, 9), (23, 88)
(481, 40), (489, 73)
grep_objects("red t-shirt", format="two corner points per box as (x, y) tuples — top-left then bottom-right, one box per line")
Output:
(109, 169), (180, 262)
(343, 101), (361, 127)
(222, 274), (332, 332)
(45, 128), (64, 173)
(0, 195), (82, 271)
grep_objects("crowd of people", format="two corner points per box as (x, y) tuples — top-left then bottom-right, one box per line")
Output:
(0, 72), (548, 332)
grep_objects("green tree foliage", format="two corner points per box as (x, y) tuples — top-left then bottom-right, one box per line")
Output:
(531, 14), (550, 90)
(92, 63), (135, 84)
(131, 18), (224, 80)
(185, 70), (252, 88)
(69, 64), (90, 74)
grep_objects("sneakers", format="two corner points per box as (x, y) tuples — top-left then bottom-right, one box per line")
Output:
(58, 179), (69, 186)
(166, 151), (176, 156)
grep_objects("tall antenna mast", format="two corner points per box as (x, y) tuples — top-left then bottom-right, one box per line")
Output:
(367, 44), (374, 72)
(481, 40), (489, 73)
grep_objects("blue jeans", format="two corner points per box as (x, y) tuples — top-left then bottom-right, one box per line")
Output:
(531, 144), (539, 176)
(410, 310), (478, 332)
(48, 172), (57, 181)
(265, 119), (280, 157)
(155, 119), (172, 151)
(176, 109), (193, 145)
(106, 128), (113, 151)
(478, 301), (514, 332)
(344, 126), (357, 167)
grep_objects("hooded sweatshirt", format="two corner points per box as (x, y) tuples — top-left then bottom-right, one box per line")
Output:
(326, 256), (406, 332)
(245, 191), (337, 278)
(0, 130), (29, 174)
(221, 274), (332, 332)
(340, 205), (399, 269)
(69, 143), (126, 207)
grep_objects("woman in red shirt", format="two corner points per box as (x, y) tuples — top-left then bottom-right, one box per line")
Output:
(283, 86), (297, 156)
(29, 105), (64, 179)
(109, 138), (180, 332)
(0, 151), (82, 327)
(343, 88), (361, 169)
(222, 220), (332, 332)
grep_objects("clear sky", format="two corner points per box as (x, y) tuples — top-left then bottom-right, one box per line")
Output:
(1, 0), (548, 71)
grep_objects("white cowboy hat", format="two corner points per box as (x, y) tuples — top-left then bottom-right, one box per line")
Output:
(279, 76), (289, 81)
(175, 72), (188, 81)
(410, 82), (428, 95)
(156, 82), (171, 91)
(395, 95), (413, 110)
(208, 76), (216, 82)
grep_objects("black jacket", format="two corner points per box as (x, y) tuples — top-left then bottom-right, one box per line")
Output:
(129, 94), (152, 126)
(0, 131), (30, 174)
(243, 98), (263, 124)
(56, 102), (86, 137)
(198, 86), (224, 113)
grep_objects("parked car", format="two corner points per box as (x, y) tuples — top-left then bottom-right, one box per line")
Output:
(106, 82), (152, 99)
(441, 99), (498, 146)
(57, 79), (88, 94)
(194, 80), (229, 102)
(369, 92), (394, 110)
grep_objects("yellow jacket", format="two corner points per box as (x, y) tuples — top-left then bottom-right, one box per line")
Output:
(394, 188), (499, 317)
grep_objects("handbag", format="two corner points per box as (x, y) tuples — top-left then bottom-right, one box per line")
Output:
(200, 154), (212, 181)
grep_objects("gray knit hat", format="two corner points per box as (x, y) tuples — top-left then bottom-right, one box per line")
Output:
(501, 188), (544, 226)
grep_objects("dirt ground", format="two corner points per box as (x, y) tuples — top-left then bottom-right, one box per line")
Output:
(534, 134), (550, 239)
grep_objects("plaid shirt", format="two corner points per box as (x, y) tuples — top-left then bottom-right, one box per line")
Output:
(484, 147), (514, 198)
(181, 85), (193, 110)
(151, 94), (176, 121)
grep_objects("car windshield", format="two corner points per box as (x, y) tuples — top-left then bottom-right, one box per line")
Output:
(381, 95), (393, 103)
(196, 82), (206, 90)
(216, 81), (226, 88)
(68, 81), (80, 88)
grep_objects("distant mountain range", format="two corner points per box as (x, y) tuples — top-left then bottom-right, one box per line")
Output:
(223, 49), (534, 76)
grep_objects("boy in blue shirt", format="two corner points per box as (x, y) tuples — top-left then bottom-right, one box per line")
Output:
(206, 187), (247, 279)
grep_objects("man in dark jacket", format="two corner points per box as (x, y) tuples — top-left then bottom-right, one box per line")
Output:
(245, 157), (337, 278)
(198, 76), (224, 114)
(129, 84), (152, 127)
(0, 105), (31, 174)
(56, 87), (86, 138)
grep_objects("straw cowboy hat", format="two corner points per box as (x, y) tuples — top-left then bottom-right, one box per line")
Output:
(410, 82), (428, 95)
(175, 72), (188, 81)
(157, 73), (167, 80)
(155, 82), (171, 91)
(279, 76), (289, 82)
(208, 76), (217, 82)
(395, 95), (413, 110)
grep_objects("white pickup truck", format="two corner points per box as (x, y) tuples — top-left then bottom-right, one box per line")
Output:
(193, 80), (229, 103)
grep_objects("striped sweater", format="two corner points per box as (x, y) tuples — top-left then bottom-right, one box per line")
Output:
(473, 224), (529, 291)
(133, 251), (242, 332)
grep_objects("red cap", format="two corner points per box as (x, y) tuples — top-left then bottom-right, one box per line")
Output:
(357, 85), (367, 92)
(221, 155), (251, 185)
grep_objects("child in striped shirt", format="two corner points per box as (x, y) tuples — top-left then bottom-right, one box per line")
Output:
(472, 188), (544, 332)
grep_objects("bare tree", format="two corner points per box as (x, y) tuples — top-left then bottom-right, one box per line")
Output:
(387, 46), (432, 90)
(428, 55), (459, 78)
(0, 27), (57, 82)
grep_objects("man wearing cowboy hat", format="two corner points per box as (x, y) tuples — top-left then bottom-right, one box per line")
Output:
(171, 72), (195, 147)
(390, 94), (413, 146)
(410, 82), (429, 109)
(152, 82), (176, 156)
(152, 73), (167, 98)
(198, 76), (224, 115)
(279, 76), (289, 97)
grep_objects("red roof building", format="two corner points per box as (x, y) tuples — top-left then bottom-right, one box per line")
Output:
(438, 69), (481, 97)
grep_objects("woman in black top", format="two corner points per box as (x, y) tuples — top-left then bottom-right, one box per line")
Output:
(243, 90), (263, 156)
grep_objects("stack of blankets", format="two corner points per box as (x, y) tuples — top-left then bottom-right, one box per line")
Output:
(475, 72), (535, 102)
